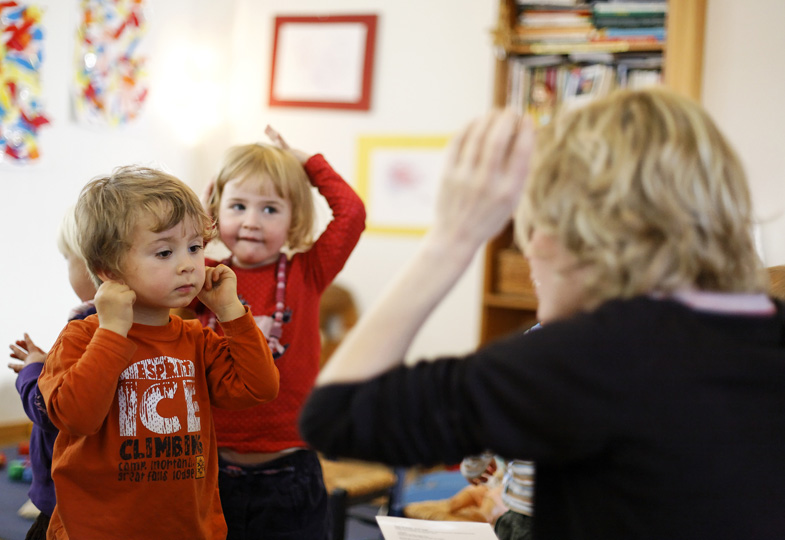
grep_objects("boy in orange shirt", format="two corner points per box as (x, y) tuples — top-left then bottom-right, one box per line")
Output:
(38, 165), (279, 539)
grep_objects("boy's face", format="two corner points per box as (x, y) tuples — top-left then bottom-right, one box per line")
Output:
(525, 228), (589, 324)
(119, 216), (206, 315)
(217, 175), (292, 269)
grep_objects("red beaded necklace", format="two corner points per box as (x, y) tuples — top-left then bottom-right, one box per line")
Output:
(266, 253), (288, 358)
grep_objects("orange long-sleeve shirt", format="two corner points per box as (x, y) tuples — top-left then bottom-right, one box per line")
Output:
(38, 309), (278, 539)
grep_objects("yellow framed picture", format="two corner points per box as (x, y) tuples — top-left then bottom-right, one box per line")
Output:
(356, 134), (451, 236)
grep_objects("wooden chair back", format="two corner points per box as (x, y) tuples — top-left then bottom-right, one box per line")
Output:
(768, 266), (785, 299)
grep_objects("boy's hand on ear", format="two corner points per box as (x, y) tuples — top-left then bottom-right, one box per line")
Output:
(199, 264), (246, 322)
(95, 280), (135, 337)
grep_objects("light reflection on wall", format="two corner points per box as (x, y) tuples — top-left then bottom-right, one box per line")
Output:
(149, 41), (227, 147)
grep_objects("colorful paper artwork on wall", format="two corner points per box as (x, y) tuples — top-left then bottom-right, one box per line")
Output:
(73, 0), (148, 126)
(0, 2), (50, 164)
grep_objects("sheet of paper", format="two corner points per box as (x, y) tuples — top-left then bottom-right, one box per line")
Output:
(376, 516), (498, 540)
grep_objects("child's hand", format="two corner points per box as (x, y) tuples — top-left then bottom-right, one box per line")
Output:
(95, 280), (136, 337)
(8, 333), (46, 373)
(460, 454), (498, 486)
(265, 125), (311, 165)
(468, 459), (498, 486)
(198, 265), (246, 322)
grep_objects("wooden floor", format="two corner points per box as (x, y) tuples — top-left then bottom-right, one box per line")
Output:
(0, 422), (32, 448)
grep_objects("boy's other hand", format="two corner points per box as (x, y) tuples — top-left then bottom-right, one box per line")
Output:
(8, 333), (46, 373)
(199, 264), (246, 322)
(95, 280), (136, 337)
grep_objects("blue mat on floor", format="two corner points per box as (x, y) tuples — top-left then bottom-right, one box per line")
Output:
(402, 469), (468, 504)
(0, 445), (35, 540)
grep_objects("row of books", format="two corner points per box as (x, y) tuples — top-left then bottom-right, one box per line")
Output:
(514, 1), (667, 46)
(515, 0), (666, 7)
(505, 52), (662, 125)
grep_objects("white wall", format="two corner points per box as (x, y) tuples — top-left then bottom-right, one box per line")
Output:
(701, 1), (785, 266)
(0, 0), (496, 424)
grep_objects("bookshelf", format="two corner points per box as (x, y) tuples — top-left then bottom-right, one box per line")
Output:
(480, 0), (706, 345)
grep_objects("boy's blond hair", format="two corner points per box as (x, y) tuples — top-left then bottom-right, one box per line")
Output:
(516, 87), (766, 306)
(208, 144), (315, 251)
(76, 165), (215, 286)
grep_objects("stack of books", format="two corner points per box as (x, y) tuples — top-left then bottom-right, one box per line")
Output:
(506, 50), (663, 125)
(506, 55), (564, 125)
(516, 0), (584, 6)
(615, 53), (663, 87)
(514, 4), (595, 45)
(592, 1), (667, 43)
(507, 1), (667, 123)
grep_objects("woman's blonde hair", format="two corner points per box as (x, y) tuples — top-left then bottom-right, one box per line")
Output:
(516, 87), (766, 306)
(208, 144), (315, 251)
(76, 165), (215, 286)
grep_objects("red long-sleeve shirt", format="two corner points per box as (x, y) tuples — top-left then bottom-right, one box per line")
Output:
(198, 154), (366, 453)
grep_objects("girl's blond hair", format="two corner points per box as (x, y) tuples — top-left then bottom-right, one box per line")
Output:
(209, 144), (315, 251)
(516, 87), (766, 306)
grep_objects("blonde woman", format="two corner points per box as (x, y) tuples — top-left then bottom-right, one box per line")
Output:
(301, 89), (785, 539)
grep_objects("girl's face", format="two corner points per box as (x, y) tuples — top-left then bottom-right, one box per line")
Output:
(217, 175), (292, 269)
(525, 229), (589, 324)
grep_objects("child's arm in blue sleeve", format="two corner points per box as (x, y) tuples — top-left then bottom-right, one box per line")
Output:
(16, 362), (58, 433)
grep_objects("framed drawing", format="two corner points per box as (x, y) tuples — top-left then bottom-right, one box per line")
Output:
(269, 14), (377, 110)
(356, 135), (452, 236)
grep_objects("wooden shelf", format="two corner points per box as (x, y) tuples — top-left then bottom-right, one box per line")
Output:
(480, 0), (706, 345)
(484, 292), (538, 311)
(493, 30), (665, 56)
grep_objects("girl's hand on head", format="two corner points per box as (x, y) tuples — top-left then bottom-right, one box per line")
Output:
(433, 109), (536, 250)
(95, 280), (135, 337)
(265, 125), (311, 165)
(199, 265), (246, 322)
(8, 333), (47, 373)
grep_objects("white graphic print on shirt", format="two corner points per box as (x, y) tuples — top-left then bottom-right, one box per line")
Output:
(116, 356), (205, 483)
